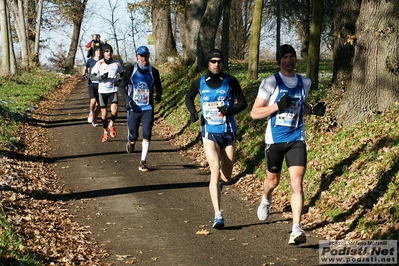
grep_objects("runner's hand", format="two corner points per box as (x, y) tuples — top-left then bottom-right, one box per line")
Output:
(277, 93), (291, 111)
(217, 106), (233, 116)
(155, 93), (161, 103)
(125, 99), (135, 110)
(82, 74), (87, 81)
(190, 112), (198, 122)
(100, 72), (108, 80)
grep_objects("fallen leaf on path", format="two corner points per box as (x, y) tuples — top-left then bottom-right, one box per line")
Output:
(196, 229), (210, 235)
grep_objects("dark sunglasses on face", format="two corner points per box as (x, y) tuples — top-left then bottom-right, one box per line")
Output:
(209, 59), (222, 64)
(104, 49), (112, 53)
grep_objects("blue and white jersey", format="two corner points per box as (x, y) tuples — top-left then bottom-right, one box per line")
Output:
(127, 64), (154, 111)
(257, 72), (311, 144)
(199, 74), (236, 133)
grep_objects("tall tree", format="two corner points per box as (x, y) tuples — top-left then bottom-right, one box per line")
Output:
(179, 0), (207, 66)
(8, 0), (29, 68)
(0, 0), (12, 75)
(196, 0), (223, 71)
(220, 0), (231, 70)
(336, 1), (399, 127)
(33, 0), (44, 66)
(306, 0), (323, 89)
(61, 0), (88, 73)
(332, 0), (361, 89)
(229, 0), (253, 60)
(247, 0), (263, 79)
(152, 0), (177, 65)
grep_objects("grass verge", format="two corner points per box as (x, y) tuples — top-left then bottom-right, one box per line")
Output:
(0, 70), (64, 264)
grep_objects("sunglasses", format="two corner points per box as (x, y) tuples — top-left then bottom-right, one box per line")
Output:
(104, 49), (112, 53)
(209, 59), (222, 64)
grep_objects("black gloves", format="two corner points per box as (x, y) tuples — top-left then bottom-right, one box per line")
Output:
(312, 102), (326, 116)
(125, 99), (135, 110)
(100, 72), (108, 80)
(155, 93), (161, 103)
(115, 79), (121, 87)
(82, 74), (87, 81)
(217, 106), (233, 116)
(277, 93), (292, 111)
(190, 112), (199, 122)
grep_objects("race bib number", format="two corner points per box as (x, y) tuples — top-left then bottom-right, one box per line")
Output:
(203, 101), (225, 125)
(133, 88), (150, 106)
(276, 99), (300, 127)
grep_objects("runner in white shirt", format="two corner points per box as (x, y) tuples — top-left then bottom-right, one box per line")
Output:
(91, 44), (124, 142)
(250, 44), (326, 245)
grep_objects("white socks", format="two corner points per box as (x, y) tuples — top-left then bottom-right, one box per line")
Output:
(141, 141), (150, 161)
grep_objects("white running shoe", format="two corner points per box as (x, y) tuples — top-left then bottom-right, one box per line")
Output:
(87, 113), (94, 123)
(257, 202), (270, 221)
(288, 226), (307, 245)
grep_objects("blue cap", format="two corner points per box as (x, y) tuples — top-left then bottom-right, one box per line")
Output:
(137, 46), (150, 55)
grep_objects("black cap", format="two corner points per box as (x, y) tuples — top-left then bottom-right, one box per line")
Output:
(103, 44), (113, 53)
(276, 44), (296, 65)
(207, 49), (224, 61)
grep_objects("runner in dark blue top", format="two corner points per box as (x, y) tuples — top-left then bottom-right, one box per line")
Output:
(118, 46), (163, 172)
(185, 49), (247, 229)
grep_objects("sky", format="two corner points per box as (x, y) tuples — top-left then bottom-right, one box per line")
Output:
(39, 0), (151, 67)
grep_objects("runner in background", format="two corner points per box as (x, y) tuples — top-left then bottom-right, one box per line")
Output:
(82, 46), (103, 126)
(118, 46), (163, 172)
(90, 44), (124, 142)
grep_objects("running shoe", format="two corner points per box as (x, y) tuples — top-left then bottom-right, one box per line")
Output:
(102, 133), (109, 142)
(257, 202), (270, 221)
(87, 113), (94, 123)
(213, 213), (225, 229)
(126, 141), (135, 154)
(109, 125), (117, 138)
(138, 160), (149, 172)
(92, 118), (99, 127)
(288, 225), (307, 245)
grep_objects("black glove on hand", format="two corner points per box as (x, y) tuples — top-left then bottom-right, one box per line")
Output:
(313, 102), (326, 116)
(82, 74), (87, 81)
(100, 72), (108, 80)
(277, 93), (292, 111)
(217, 106), (233, 116)
(155, 93), (161, 103)
(190, 112), (199, 122)
(114, 79), (121, 87)
(125, 99), (135, 110)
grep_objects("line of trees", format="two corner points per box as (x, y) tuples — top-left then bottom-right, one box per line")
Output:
(1, 0), (398, 127)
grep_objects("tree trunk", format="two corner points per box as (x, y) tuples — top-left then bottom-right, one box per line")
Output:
(64, 0), (87, 74)
(33, 0), (43, 66)
(152, 0), (177, 65)
(336, 1), (399, 127)
(220, 0), (231, 71)
(306, 0), (323, 90)
(8, 0), (29, 68)
(181, 0), (207, 66)
(297, 0), (310, 59)
(247, 0), (263, 79)
(229, 0), (252, 60)
(197, 0), (223, 71)
(1, 0), (10, 75)
(332, 0), (361, 89)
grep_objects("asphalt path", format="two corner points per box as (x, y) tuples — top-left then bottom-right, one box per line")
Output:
(48, 79), (322, 265)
